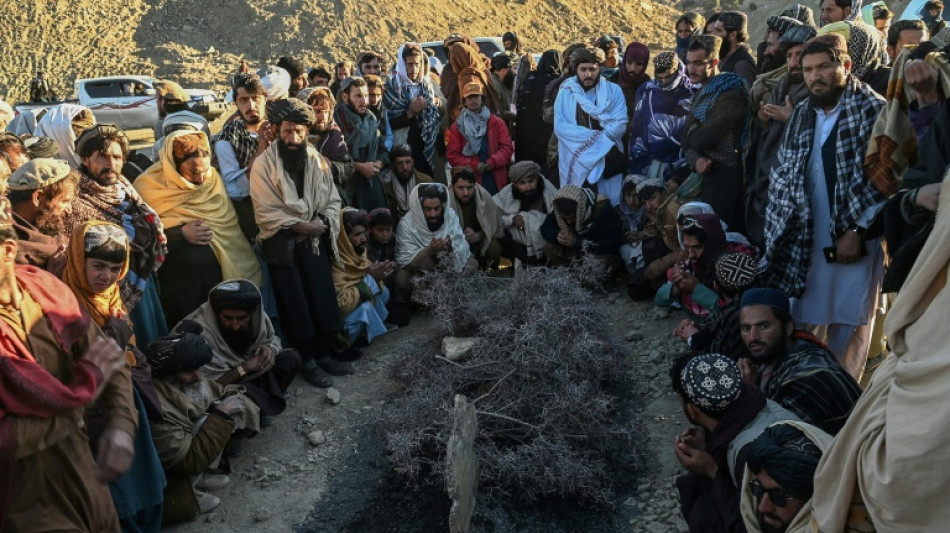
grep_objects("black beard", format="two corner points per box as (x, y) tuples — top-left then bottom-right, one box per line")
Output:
(310, 123), (330, 135)
(760, 54), (785, 72)
(220, 325), (256, 357)
(277, 139), (308, 175)
(241, 111), (261, 125)
(395, 170), (414, 183)
(808, 83), (845, 109)
(426, 215), (444, 231)
(347, 101), (367, 116)
(512, 184), (543, 206)
(756, 511), (787, 533)
(354, 244), (366, 255)
(787, 71), (804, 85)
(454, 195), (473, 206)
(368, 104), (383, 120)
(579, 73), (601, 89)
(503, 71), (516, 91)
(83, 165), (119, 185)
(720, 37), (733, 60)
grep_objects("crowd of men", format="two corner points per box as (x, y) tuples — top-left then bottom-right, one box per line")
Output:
(0, 1), (949, 530)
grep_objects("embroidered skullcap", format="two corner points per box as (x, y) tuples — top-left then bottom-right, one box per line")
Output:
(746, 424), (823, 500)
(767, 15), (804, 36)
(266, 97), (315, 126)
(367, 207), (394, 228)
(780, 25), (818, 45)
(803, 33), (850, 66)
(740, 287), (791, 315)
(84, 223), (128, 253)
(258, 65), (292, 100)
(509, 160), (542, 183)
(719, 11), (748, 32)
(208, 279), (261, 314)
(7, 158), (72, 191)
(680, 353), (742, 414)
(277, 56), (307, 79)
(933, 26), (950, 48)
(162, 111), (209, 137)
(714, 252), (757, 293)
(781, 4), (816, 27)
(653, 51), (678, 72)
(145, 330), (214, 379)
(22, 136), (58, 159)
(690, 35), (722, 56)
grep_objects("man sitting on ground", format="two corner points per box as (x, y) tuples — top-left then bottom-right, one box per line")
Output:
(737, 288), (862, 435)
(382, 144), (433, 222)
(494, 160), (558, 264)
(448, 168), (503, 268)
(540, 185), (623, 268)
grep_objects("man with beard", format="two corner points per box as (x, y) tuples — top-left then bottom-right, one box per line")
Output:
(68, 125), (168, 346)
(277, 55), (309, 98)
(330, 61), (353, 100)
(493, 160), (558, 263)
(382, 144), (433, 221)
(760, 34), (886, 382)
(309, 66), (332, 88)
(448, 168), (503, 268)
(152, 80), (190, 142)
(175, 278), (302, 411)
(7, 159), (76, 276)
(819, 0), (857, 26)
(710, 11), (759, 87)
(738, 288), (861, 436)
(250, 97), (356, 389)
(670, 353), (799, 533)
(739, 422), (832, 533)
(759, 16), (805, 74)
(516, 50), (562, 172)
(394, 183), (476, 304)
(554, 47), (628, 205)
(306, 88), (349, 161)
(334, 77), (388, 210)
(746, 24), (816, 247)
(365, 74), (394, 152)
(447, 82), (514, 195)
(539, 185), (623, 268)
(686, 35), (721, 88)
(214, 73), (267, 240)
(356, 51), (386, 79)
(490, 54), (516, 123)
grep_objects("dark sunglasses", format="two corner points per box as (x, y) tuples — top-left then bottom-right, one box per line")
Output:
(749, 479), (800, 508)
(678, 214), (702, 229)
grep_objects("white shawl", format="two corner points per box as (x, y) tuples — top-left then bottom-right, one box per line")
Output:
(395, 183), (472, 270)
(34, 103), (93, 169)
(553, 76), (627, 187)
(493, 178), (558, 259)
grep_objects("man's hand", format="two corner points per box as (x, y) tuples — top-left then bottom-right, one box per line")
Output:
(694, 156), (713, 175)
(96, 428), (135, 482)
(354, 161), (382, 178)
(47, 244), (68, 275)
(429, 237), (450, 252)
(675, 271), (699, 293)
(367, 261), (396, 281)
(408, 96), (427, 117)
(463, 227), (482, 244)
(835, 229), (863, 264)
(216, 395), (245, 421)
(244, 346), (276, 373)
(761, 96), (794, 124)
(916, 183), (942, 212)
(256, 121), (276, 151)
(673, 319), (699, 341)
(512, 214), (525, 230)
(182, 220), (213, 245)
(738, 357), (758, 384)
(305, 217), (328, 237)
(557, 228), (577, 247)
(674, 430), (717, 478)
(905, 60), (939, 105)
(84, 336), (126, 390)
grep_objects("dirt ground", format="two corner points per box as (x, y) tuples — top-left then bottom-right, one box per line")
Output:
(166, 286), (692, 533)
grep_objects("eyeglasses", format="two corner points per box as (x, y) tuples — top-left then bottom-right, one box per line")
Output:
(749, 479), (800, 508)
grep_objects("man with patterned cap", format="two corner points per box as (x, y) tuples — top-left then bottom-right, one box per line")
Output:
(737, 288), (862, 435)
(760, 33), (886, 382)
(174, 278), (302, 412)
(670, 352), (798, 533)
(539, 185), (623, 268)
(493, 160), (559, 263)
(250, 97), (356, 388)
(739, 421), (832, 533)
(7, 158), (78, 276)
(711, 11), (759, 86)
(760, 16), (806, 73)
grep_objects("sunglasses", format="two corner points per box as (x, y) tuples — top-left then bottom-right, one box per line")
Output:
(749, 479), (800, 508)
(678, 214), (703, 229)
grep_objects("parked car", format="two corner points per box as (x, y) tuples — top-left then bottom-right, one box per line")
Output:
(420, 37), (505, 66)
(14, 76), (228, 131)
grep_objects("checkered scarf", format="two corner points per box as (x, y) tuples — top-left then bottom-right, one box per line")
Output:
(384, 75), (441, 170)
(214, 118), (259, 169)
(760, 76), (884, 297)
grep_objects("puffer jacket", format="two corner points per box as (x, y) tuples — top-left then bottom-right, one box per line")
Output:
(627, 70), (696, 176)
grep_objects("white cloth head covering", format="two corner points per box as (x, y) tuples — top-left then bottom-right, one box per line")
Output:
(0, 98), (13, 130)
(395, 43), (426, 89)
(394, 183), (472, 270)
(34, 103), (94, 169)
(258, 66), (291, 101)
(676, 201), (752, 248)
(162, 110), (210, 137)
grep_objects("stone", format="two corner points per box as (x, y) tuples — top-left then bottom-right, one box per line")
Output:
(441, 337), (476, 362)
(626, 331), (645, 342)
(623, 496), (638, 507)
(445, 394), (478, 533)
(325, 388), (341, 405)
(252, 507), (271, 522)
(307, 430), (327, 446)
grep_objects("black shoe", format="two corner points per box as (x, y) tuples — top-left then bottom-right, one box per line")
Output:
(302, 365), (334, 388)
(316, 357), (356, 376)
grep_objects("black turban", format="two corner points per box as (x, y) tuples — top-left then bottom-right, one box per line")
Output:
(208, 279), (262, 314)
(277, 55), (308, 79)
(145, 330), (214, 379)
(266, 97), (315, 126)
(23, 135), (58, 159)
(745, 424), (823, 500)
(490, 54), (512, 71)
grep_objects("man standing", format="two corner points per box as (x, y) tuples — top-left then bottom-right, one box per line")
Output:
(356, 51), (386, 79)
(886, 20), (928, 61)
(382, 145), (433, 221)
(490, 54), (517, 123)
(711, 11), (759, 86)
(493, 161), (559, 263)
(448, 168), (504, 268)
(760, 34), (886, 381)
(364, 74), (394, 152)
(819, 0), (858, 25)
(7, 159), (76, 276)
(152, 80), (191, 141)
(686, 35), (721, 88)
(249, 98), (355, 388)
(277, 56), (309, 98)
(334, 77), (388, 210)
(738, 288), (862, 435)
(0, 199), (135, 531)
(554, 47), (628, 205)
(29, 71), (57, 103)
(446, 82), (514, 195)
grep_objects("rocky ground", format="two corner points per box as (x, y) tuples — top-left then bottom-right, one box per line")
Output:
(166, 286), (693, 533)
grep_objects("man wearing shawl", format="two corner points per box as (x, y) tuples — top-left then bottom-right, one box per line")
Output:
(442, 38), (502, 124)
(335, 76), (389, 210)
(69, 124), (170, 346)
(384, 43), (445, 180)
(135, 130), (262, 328)
(608, 42), (651, 125)
(554, 47), (629, 206)
(494, 161), (558, 263)
(333, 209), (394, 345)
(739, 421), (832, 533)
(174, 278), (301, 413)
(812, 174), (950, 533)
(819, 20), (890, 94)
(448, 168), (503, 267)
(61, 220), (167, 532)
(7, 159), (76, 276)
(819, 0), (862, 25)
(382, 144), (434, 221)
(515, 49), (561, 171)
(760, 34), (885, 381)
(669, 353), (799, 533)
(682, 72), (752, 232)
(249, 97), (356, 389)
(0, 197), (136, 532)
(628, 52), (696, 184)
(33, 103), (95, 169)
(539, 185), (623, 267)
(446, 81), (514, 195)
(676, 12), (707, 61)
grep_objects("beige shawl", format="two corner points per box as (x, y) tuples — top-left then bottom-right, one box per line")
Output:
(448, 182), (503, 256)
(812, 174), (950, 533)
(493, 178), (558, 259)
(332, 210), (372, 316)
(249, 141), (342, 261)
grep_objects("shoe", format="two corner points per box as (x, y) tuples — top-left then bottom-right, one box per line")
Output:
(316, 357), (355, 376)
(195, 490), (221, 514)
(302, 365), (334, 388)
(195, 474), (231, 491)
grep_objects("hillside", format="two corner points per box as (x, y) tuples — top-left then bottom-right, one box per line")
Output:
(0, 0), (682, 103)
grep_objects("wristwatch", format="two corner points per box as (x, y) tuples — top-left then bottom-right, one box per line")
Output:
(847, 224), (867, 238)
(236, 365), (247, 378)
